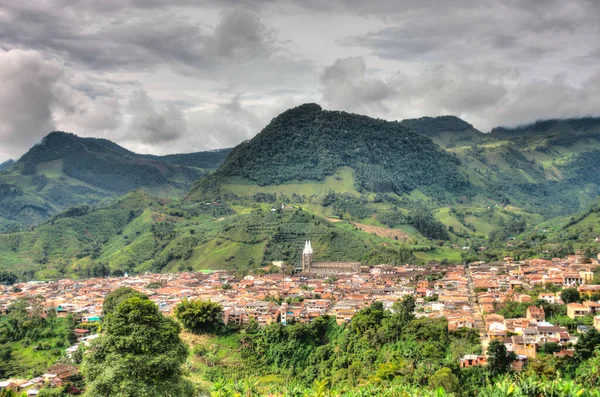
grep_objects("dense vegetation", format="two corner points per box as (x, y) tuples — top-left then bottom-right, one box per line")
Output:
(216, 104), (468, 196)
(82, 297), (193, 397)
(4, 106), (600, 280)
(174, 299), (224, 335)
(0, 297), (76, 379)
(0, 131), (229, 228)
(214, 299), (485, 392)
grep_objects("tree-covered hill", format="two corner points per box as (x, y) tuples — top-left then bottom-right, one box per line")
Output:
(399, 115), (487, 148)
(212, 103), (469, 196)
(0, 132), (231, 230)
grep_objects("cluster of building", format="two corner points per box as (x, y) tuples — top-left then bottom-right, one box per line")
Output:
(2, 251), (600, 384)
(460, 255), (600, 368)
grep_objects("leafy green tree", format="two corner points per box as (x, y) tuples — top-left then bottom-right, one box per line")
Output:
(576, 328), (600, 360)
(0, 270), (18, 285)
(539, 342), (561, 354)
(174, 298), (224, 335)
(82, 297), (193, 397)
(102, 287), (148, 315)
(487, 339), (517, 376)
(561, 288), (581, 304)
(428, 367), (459, 393)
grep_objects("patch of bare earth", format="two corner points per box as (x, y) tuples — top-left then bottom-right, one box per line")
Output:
(351, 222), (410, 242)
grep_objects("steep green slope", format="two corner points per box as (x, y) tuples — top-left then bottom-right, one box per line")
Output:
(0, 132), (231, 229)
(188, 108), (600, 257)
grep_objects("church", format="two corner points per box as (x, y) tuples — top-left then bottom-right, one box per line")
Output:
(302, 240), (361, 275)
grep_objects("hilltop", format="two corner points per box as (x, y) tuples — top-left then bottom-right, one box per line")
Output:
(0, 132), (231, 230)
(190, 103), (468, 200)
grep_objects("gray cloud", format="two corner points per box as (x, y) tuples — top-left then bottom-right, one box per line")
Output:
(321, 57), (394, 114)
(319, 58), (600, 132)
(341, 0), (599, 71)
(0, 3), (279, 73)
(124, 91), (187, 144)
(1, 0), (600, 161)
(0, 50), (61, 159)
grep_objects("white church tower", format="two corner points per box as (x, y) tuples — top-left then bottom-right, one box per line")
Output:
(302, 240), (313, 272)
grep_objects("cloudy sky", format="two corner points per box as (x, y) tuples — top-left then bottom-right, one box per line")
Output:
(1, 0), (599, 161)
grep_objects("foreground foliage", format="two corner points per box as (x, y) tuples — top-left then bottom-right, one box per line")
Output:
(82, 297), (193, 397)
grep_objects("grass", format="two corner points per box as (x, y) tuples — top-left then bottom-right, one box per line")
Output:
(222, 167), (360, 198)
(166, 239), (268, 272)
(415, 247), (463, 263)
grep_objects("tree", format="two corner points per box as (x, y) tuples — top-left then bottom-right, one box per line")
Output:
(487, 339), (517, 376)
(575, 328), (600, 360)
(102, 287), (148, 315)
(82, 297), (193, 397)
(428, 367), (459, 393)
(174, 298), (224, 335)
(561, 288), (581, 304)
(384, 296), (417, 342)
(0, 270), (18, 285)
(539, 342), (561, 354)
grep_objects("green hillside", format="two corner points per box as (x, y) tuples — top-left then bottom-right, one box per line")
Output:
(0, 132), (231, 230)
(184, 107), (600, 267)
(0, 190), (445, 280)
(3, 106), (600, 279)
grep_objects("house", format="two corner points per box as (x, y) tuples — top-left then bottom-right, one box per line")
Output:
(73, 329), (91, 340)
(583, 301), (600, 315)
(0, 381), (18, 391)
(594, 316), (600, 331)
(562, 273), (583, 286)
(579, 285), (600, 298)
(567, 303), (591, 319)
(459, 355), (487, 368)
(538, 293), (557, 304)
(526, 306), (545, 321)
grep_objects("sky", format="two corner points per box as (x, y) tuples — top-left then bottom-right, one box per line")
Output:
(1, 0), (600, 161)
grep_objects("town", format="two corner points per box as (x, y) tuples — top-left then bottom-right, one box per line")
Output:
(2, 249), (600, 393)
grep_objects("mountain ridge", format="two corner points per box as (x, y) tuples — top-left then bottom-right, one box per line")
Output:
(0, 131), (232, 229)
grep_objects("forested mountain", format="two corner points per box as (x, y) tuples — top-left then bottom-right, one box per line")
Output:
(0, 132), (230, 230)
(2, 105), (600, 279)
(190, 104), (469, 200)
(190, 105), (600, 217)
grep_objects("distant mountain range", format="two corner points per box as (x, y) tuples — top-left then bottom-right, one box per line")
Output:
(2, 105), (600, 280)
(0, 131), (231, 230)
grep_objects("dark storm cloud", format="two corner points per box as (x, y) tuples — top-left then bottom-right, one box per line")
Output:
(0, 49), (122, 159)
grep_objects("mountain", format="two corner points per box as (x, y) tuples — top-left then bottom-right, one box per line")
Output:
(0, 159), (15, 171)
(0, 132), (231, 230)
(187, 105), (600, 249)
(399, 115), (487, 148)
(3, 106), (600, 280)
(189, 103), (469, 201)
